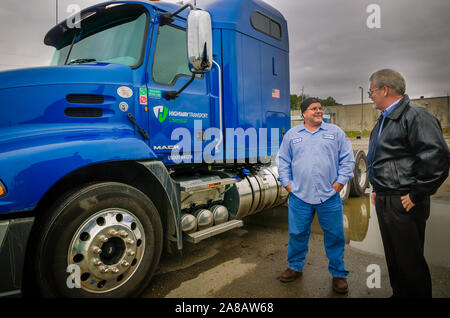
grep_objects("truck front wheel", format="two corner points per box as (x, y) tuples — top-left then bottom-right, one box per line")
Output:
(33, 182), (162, 297)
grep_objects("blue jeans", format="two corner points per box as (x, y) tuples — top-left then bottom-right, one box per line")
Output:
(287, 192), (349, 278)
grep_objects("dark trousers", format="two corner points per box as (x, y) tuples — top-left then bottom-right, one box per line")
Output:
(375, 194), (432, 297)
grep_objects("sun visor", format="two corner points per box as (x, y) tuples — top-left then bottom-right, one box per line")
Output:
(44, 3), (148, 50)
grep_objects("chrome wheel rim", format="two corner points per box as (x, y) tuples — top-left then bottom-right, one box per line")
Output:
(357, 158), (367, 189)
(67, 208), (145, 293)
(340, 182), (348, 201)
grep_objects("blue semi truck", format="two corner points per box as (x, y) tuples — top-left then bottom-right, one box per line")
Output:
(0, 0), (292, 297)
(0, 0), (368, 297)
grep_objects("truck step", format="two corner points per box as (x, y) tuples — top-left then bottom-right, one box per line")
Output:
(180, 177), (237, 193)
(183, 219), (244, 244)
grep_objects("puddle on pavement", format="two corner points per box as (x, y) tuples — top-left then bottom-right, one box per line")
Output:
(247, 192), (450, 267)
(311, 194), (450, 267)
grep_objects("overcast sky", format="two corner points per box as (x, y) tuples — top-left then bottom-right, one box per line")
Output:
(0, 0), (449, 104)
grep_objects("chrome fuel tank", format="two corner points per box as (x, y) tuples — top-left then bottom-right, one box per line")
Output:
(224, 166), (288, 219)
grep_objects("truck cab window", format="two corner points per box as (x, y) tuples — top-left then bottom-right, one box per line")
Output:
(250, 11), (282, 40)
(152, 24), (193, 86)
(51, 12), (147, 67)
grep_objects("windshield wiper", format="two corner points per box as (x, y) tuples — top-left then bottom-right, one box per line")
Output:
(64, 29), (81, 65)
(68, 58), (97, 65)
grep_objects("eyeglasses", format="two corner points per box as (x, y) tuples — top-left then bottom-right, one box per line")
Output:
(368, 87), (382, 97)
(308, 107), (323, 112)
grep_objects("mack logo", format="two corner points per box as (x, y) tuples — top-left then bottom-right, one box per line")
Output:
(153, 145), (180, 151)
(153, 105), (169, 123)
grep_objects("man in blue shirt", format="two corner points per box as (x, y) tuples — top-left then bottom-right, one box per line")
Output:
(277, 97), (355, 294)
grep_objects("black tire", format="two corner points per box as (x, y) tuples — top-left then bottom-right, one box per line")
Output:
(32, 182), (163, 298)
(339, 181), (350, 204)
(350, 150), (369, 197)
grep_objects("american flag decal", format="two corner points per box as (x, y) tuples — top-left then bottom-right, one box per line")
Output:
(272, 89), (280, 99)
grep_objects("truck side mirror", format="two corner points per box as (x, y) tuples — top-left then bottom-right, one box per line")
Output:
(187, 10), (213, 73)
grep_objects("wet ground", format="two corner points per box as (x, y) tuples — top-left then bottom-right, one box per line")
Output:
(143, 190), (450, 298)
(143, 136), (450, 298)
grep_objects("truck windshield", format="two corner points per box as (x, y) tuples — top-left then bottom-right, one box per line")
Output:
(51, 12), (147, 67)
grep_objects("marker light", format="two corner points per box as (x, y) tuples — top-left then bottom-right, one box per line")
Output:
(105, 3), (125, 10)
(0, 180), (6, 197)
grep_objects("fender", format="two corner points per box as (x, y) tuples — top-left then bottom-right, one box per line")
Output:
(0, 128), (156, 214)
(137, 160), (182, 250)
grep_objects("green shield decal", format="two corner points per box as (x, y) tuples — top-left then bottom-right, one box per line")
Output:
(159, 107), (168, 123)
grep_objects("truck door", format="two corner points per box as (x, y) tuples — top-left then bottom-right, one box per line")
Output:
(146, 16), (217, 165)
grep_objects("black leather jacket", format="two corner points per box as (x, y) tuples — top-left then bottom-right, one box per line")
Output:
(367, 95), (450, 203)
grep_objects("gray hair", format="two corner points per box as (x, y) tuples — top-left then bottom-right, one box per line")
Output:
(369, 69), (406, 96)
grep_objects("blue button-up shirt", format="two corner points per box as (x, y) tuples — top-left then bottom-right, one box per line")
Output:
(377, 98), (402, 139)
(277, 122), (355, 205)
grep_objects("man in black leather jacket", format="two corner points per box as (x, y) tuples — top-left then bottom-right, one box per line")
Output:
(366, 69), (450, 298)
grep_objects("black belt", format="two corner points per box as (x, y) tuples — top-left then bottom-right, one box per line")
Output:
(376, 190), (410, 196)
